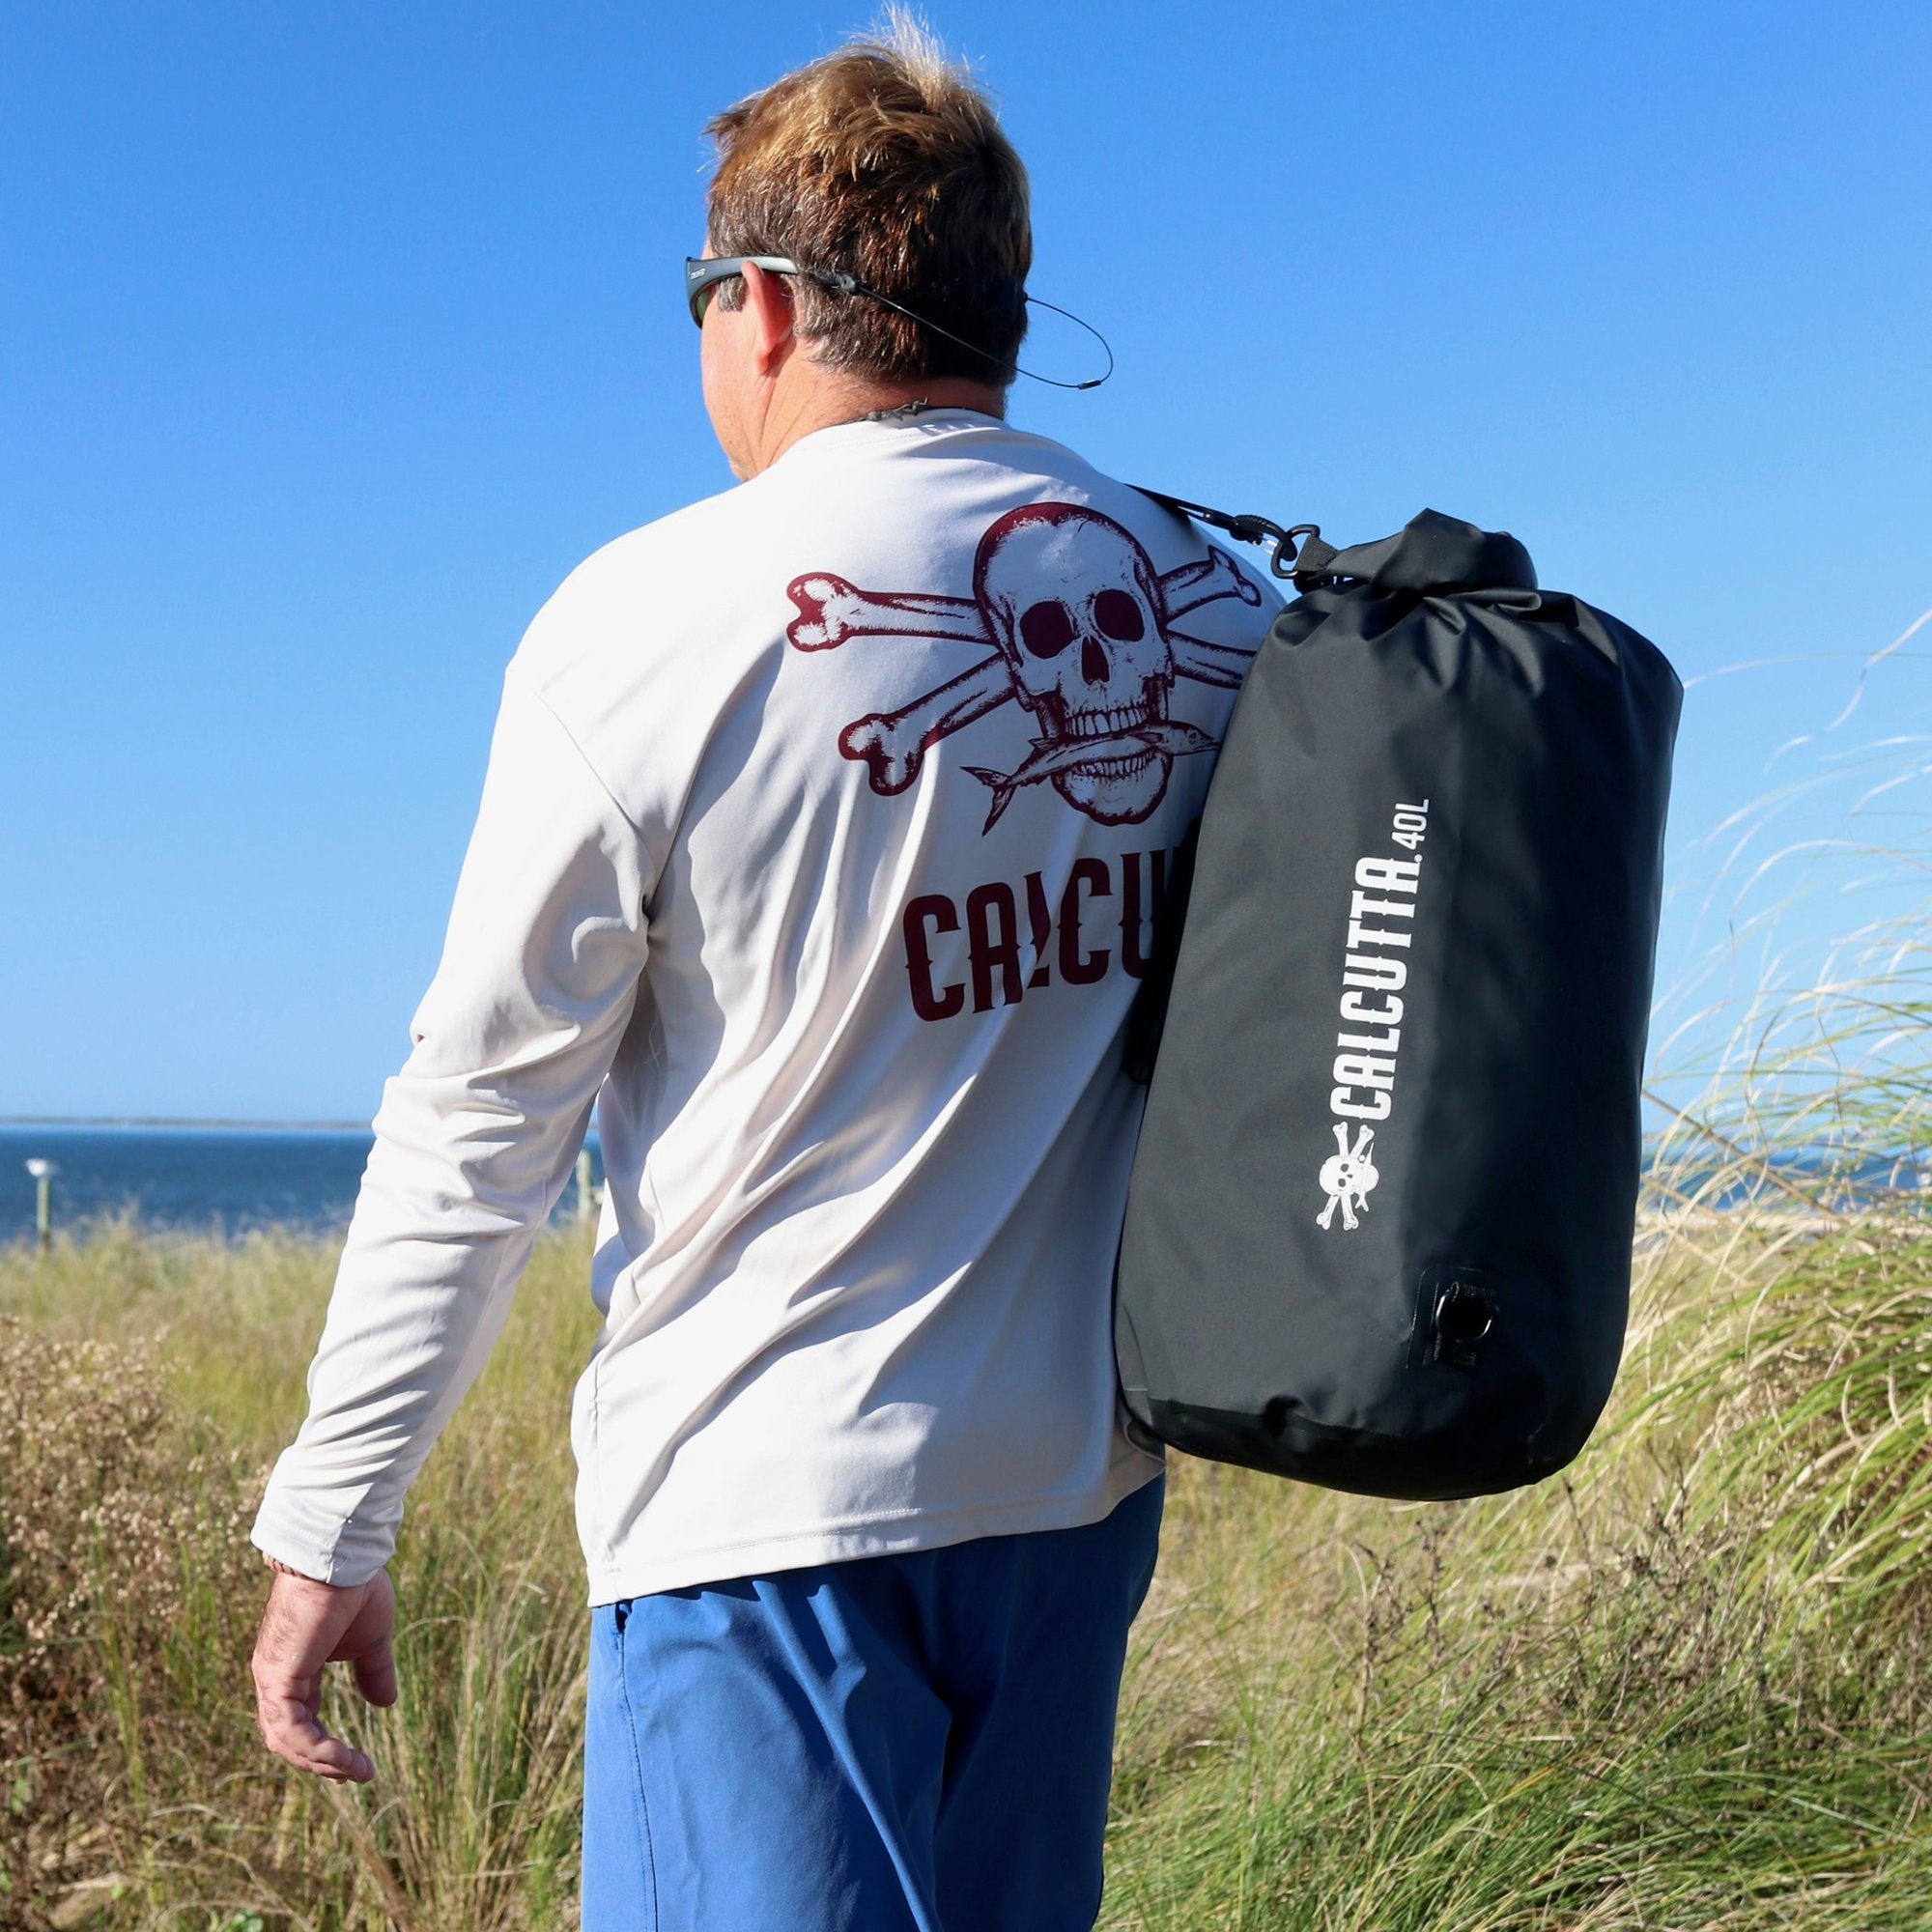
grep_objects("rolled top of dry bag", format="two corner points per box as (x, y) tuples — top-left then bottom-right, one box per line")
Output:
(1117, 508), (1682, 1500)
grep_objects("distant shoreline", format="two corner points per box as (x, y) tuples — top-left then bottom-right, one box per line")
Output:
(0, 1117), (369, 1133)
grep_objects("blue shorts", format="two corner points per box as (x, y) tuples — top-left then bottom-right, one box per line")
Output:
(582, 1474), (1163, 1932)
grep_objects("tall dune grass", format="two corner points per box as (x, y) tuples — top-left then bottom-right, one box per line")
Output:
(8, 1134), (1932, 1930)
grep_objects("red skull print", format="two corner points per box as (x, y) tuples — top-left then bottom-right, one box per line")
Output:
(785, 501), (1264, 833)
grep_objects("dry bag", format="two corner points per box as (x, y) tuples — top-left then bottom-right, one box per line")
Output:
(1116, 505), (1681, 1500)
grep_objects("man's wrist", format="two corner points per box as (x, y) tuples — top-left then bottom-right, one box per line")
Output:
(264, 1553), (328, 1584)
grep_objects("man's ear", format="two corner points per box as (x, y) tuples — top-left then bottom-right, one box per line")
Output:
(739, 261), (797, 376)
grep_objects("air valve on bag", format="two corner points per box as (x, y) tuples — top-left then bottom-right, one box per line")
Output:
(1420, 1268), (1497, 1372)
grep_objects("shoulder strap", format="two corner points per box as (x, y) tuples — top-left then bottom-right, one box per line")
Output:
(1133, 487), (1320, 583)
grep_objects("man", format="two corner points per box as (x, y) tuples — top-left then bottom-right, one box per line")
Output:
(250, 25), (1279, 1930)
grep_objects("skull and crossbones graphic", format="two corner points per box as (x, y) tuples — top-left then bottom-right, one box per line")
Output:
(1317, 1123), (1379, 1232)
(785, 503), (1264, 832)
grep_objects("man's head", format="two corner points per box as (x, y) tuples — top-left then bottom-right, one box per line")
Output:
(696, 20), (1031, 474)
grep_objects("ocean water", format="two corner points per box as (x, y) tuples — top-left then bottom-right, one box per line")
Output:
(5, 1123), (1921, 1247)
(0, 1124), (602, 1242)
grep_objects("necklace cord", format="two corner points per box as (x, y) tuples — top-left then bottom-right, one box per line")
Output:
(810, 270), (1114, 392)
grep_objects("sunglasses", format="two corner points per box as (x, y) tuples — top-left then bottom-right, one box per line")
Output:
(685, 255), (805, 327)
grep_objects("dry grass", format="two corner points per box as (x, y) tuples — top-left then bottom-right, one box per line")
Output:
(1104, 1210), (1932, 1930)
(3, 1197), (1930, 1931)
(1, 1224), (596, 1932)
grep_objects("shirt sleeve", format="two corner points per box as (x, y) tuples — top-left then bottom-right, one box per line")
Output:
(250, 668), (651, 1585)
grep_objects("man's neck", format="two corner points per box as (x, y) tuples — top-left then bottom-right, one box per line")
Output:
(744, 370), (1007, 476)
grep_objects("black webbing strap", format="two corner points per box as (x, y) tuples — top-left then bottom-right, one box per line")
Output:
(1134, 486), (1322, 583)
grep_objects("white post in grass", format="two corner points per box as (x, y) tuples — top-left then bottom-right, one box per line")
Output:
(25, 1158), (57, 1253)
(576, 1149), (596, 1225)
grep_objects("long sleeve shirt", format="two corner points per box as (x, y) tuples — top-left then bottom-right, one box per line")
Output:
(251, 410), (1282, 1603)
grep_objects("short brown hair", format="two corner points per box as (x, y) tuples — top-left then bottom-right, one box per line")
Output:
(704, 18), (1031, 386)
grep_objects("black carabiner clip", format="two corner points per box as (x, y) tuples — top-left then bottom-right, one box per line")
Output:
(1269, 524), (1323, 581)
(1133, 489), (1321, 582)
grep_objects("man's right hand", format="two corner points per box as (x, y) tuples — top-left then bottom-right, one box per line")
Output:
(251, 1564), (399, 1783)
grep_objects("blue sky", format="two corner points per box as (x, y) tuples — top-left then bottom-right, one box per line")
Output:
(3, 1), (1929, 1120)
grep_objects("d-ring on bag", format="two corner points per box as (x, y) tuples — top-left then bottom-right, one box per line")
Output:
(1117, 501), (1681, 1500)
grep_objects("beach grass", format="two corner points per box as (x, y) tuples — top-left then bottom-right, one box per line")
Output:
(6, 855), (1932, 1929)
(4, 1185), (1930, 1931)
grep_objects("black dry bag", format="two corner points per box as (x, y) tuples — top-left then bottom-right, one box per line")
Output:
(1116, 507), (1682, 1500)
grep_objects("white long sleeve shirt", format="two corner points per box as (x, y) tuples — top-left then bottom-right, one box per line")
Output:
(252, 411), (1283, 1604)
